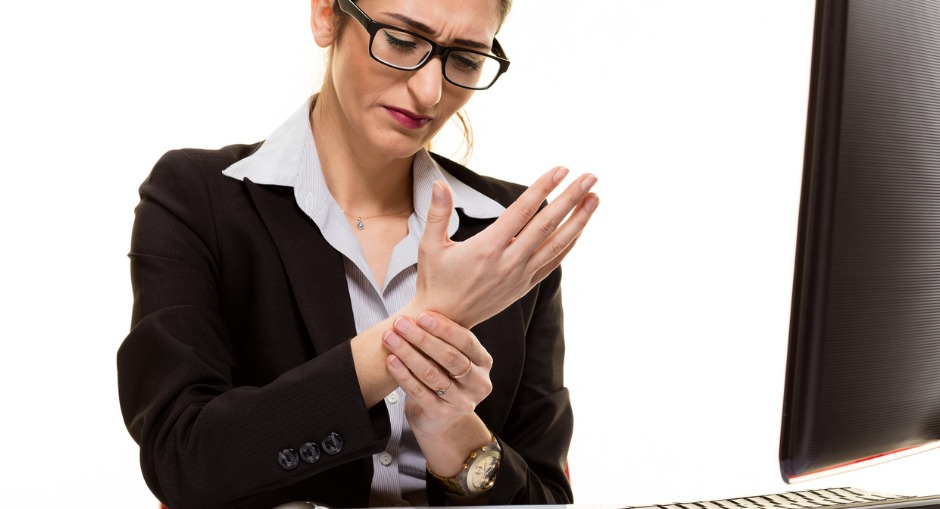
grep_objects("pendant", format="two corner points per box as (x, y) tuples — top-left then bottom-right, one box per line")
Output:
(356, 217), (364, 230)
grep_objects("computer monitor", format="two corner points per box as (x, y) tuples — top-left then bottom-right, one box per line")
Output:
(779, 0), (940, 484)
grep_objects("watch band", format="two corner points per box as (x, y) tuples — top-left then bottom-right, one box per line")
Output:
(427, 434), (502, 497)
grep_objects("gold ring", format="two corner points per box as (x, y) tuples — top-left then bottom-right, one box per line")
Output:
(450, 359), (474, 379)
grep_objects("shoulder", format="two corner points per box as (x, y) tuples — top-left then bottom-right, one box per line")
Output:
(147, 142), (263, 182)
(139, 142), (264, 202)
(430, 153), (526, 209)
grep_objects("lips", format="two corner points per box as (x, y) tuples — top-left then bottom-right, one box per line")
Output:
(384, 106), (432, 129)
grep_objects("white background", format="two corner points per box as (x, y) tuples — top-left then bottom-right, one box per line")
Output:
(2, 1), (939, 507)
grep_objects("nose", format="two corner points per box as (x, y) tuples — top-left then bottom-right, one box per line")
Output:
(408, 57), (443, 109)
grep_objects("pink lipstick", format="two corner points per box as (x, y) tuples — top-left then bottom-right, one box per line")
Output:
(385, 106), (432, 129)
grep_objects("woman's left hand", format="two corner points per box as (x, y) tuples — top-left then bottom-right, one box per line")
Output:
(383, 311), (496, 475)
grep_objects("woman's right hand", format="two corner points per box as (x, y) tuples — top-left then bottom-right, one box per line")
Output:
(413, 167), (599, 328)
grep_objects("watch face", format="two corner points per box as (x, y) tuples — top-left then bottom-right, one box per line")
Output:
(467, 450), (501, 494)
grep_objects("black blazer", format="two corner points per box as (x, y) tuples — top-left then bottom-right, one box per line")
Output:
(117, 143), (573, 509)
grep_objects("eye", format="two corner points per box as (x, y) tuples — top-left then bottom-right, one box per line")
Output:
(382, 30), (419, 52)
(449, 52), (483, 73)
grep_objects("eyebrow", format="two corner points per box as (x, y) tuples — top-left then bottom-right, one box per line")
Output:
(382, 12), (492, 51)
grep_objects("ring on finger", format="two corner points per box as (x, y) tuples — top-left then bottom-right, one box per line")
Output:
(435, 380), (453, 397)
(450, 359), (474, 380)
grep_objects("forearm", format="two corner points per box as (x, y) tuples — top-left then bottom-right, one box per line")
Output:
(119, 315), (389, 509)
(350, 303), (423, 408)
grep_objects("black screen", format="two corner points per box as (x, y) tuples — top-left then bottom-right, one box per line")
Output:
(779, 0), (940, 482)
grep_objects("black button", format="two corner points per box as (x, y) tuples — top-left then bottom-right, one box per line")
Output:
(321, 432), (344, 455)
(277, 448), (300, 470)
(300, 442), (321, 464)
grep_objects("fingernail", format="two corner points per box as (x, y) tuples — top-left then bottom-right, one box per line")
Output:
(581, 174), (598, 192)
(585, 195), (600, 212)
(432, 181), (445, 203)
(388, 354), (402, 368)
(553, 167), (569, 184)
(417, 313), (437, 330)
(393, 316), (413, 333)
(383, 330), (401, 348)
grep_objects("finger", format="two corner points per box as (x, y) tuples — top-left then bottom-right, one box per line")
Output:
(509, 174), (598, 257)
(421, 180), (454, 247)
(531, 232), (581, 285)
(383, 328), (454, 398)
(414, 312), (493, 371)
(386, 354), (446, 407)
(393, 316), (470, 378)
(393, 314), (482, 377)
(484, 166), (569, 244)
(525, 192), (599, 277)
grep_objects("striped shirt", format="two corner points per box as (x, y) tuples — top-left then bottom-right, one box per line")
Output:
(222, 97), (505, 506)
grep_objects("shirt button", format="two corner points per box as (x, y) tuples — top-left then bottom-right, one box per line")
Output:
(386, 392), (400, 404)
(379, 451), (393, 466)
(277, 448), (299, 470)
(322, 432), (344, 455)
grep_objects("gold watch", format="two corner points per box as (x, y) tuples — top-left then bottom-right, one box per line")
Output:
(427, 434), (502, 497)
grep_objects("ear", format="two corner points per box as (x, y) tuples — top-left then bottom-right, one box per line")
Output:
(311, 0), (339, 48)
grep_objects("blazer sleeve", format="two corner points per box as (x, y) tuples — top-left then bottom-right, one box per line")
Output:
(117, 150), (388, 509)
(492, 267), (574, 504)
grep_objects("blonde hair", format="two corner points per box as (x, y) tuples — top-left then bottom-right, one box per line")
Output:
(433, 109), (474, 164)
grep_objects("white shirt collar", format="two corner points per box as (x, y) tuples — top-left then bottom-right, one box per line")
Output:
(222, 97), (505, 238)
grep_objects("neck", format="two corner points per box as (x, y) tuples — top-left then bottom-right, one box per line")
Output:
(310, 89), (414, 216)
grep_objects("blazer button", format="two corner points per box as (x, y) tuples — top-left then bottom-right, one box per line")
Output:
(321, 432), (344, 455)
(300, 442), (321, 464)
(278, 448), (300, 470)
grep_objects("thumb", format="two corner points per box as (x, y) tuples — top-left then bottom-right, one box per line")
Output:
(424, 180), (454, 240)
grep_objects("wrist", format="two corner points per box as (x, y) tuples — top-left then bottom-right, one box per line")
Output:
(418, 415), (491, 477)
(351, 307), (420, 407)
(427, 431), (502, 497)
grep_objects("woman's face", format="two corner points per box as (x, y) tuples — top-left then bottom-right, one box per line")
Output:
(319, 0), (502, 160)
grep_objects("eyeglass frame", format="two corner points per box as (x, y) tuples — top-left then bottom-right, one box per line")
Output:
(335, 0), (511, 90)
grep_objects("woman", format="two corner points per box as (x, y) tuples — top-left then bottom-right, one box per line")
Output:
(117, 0), (599, 507)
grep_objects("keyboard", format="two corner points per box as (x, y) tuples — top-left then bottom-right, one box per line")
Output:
(627, 487), (940, 509)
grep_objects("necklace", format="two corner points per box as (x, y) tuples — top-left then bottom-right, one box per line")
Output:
(341, 206), (412, 230)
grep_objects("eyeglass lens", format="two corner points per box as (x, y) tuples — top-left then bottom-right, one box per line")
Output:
(372, 27), (502, 89)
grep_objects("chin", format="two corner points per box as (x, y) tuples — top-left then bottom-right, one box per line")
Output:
(369, 125), (440, 159)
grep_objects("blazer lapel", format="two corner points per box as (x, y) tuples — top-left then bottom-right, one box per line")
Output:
(243, 178), (358, 354)
(242, 183), (517, 376)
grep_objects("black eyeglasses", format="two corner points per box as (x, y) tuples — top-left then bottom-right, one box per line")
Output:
(336, 0), (511, 90)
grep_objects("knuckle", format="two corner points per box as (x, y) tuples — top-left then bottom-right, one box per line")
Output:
(538, 219), (558, 237)
(408, 380), (428, 398)
(422, 364), (442, 385)
(459, 331), (488, 354)
(549, 238), (568, 257)
(442, 350), (461, 369)
(515, 201), (539, 222)
(458, 333), (476, 353)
